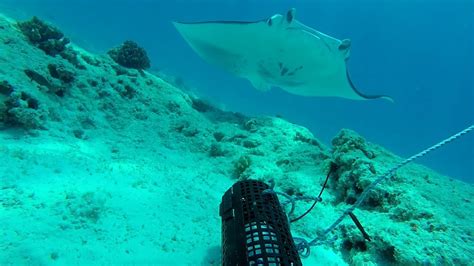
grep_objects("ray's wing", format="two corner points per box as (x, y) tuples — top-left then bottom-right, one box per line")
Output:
(173, 20), (270, 76)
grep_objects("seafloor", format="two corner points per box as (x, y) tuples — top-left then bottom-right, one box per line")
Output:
(0, 14), (473, 265)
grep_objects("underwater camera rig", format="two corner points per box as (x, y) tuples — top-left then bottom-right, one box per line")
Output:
(219, 124), (473, 264)
(219, 168), (369, 265)
(219, 180), (302, 265)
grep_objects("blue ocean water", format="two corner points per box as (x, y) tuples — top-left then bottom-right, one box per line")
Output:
(2, 0), (472, 182)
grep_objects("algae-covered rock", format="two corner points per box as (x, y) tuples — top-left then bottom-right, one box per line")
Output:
(24, 69), (65, 97)
(233, 155), (252, 179)
(327, 128), (474, 265)
(17, 16), (69, 56)
(330, 129), (387, 206)
(48, 64), (75, 83)
(4, 90), (46, 129)
(0, 80), (14, 95)
(0, 80), (14, 124)
(108, 40), (151, 70)
(209, 142), (227, 157)
(60, 47), (85, 69)
(55, 191), (107, 228)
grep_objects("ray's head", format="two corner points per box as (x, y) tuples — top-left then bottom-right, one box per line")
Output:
(338, 39), (352, 60)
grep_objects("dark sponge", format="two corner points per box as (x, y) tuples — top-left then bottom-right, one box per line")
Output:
(107, 40), (151, 70)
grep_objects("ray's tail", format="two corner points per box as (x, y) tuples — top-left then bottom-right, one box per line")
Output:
(346, 70), (394, 102)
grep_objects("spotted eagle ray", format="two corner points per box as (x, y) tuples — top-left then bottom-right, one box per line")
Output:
(173, 8), (392, 101)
